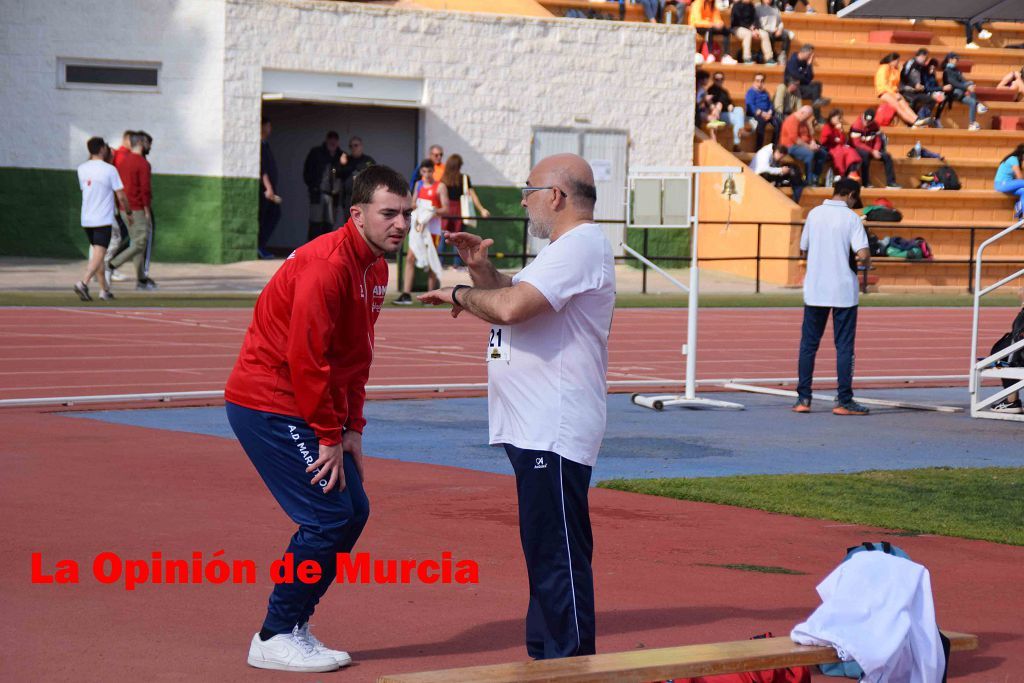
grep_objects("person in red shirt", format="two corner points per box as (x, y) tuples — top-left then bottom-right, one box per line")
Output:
(819, 109), (863, 181)
(104, 131), (135, 282)
(780, 105), (827, 187)
(850, 108), (900, 188)
(225, 165), (412, 673)
(109, 132), (153, 288)
(395, 159), (449, 305)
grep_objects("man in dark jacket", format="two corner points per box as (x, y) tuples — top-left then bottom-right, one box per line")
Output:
(340, 136), (377, 218)
(303, 131), (345, 242)
(785, 44), (830, 119)
(900, 48), (944, 119)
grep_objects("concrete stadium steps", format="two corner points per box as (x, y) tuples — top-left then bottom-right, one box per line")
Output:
(806, 41), (1024, 79)
(867, 258), (1024, 290)
(881, 127), (1023, 161)
(776, 15), (1024, 50)
(864, 220), (1022, 260)
(797, 187), (1014, 222)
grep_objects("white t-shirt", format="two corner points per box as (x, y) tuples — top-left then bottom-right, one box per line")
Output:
(487, 222), (616, 467)
(77, 159), (123, 227)
(800, 199), (868, 308)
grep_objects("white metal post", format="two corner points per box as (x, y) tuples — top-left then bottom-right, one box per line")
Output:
(685, 172), (700, 400)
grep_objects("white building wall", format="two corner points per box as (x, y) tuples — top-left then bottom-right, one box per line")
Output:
(224, 0), (695, 184)
(0, 0), (226, 176)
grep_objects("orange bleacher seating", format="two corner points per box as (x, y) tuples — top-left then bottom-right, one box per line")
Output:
(868, 30), (933, 45)
(993, 115), (1024, 130)
(974, 86), (1019, 102)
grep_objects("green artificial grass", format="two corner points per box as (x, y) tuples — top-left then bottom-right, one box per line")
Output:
(599, 467), (1024, 546)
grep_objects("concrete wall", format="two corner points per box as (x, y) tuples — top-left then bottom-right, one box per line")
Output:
(223, 0), (695, 184)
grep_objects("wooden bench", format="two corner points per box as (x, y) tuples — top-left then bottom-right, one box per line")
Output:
(975, 86), (1020, 102)
(378, 630), (978, 682)
(868, 30), (933, 45)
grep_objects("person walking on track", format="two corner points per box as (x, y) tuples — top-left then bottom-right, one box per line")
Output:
(224, 166), (412, 673)
(794, 177), (872, 416)
(418, 153), (615, 659)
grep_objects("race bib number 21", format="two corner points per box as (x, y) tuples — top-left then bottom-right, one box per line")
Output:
(486, 325), (510, 362)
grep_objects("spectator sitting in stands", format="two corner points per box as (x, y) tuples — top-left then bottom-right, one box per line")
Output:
(850, 108), (900, 188)
(961, 20), (992, 50)
(900, 48), (945, 123)
(663, 0), (685, 24)
(690, 0), (736, 64)
(785, 45), (830, 120)
(942, 52), (989, 132)
(780, 105), (828, 187)
(731, 0), (773, 65)
(820, 109), (862, 182)
(923, 58), (954, 125)
(750, 143), (805, 202)
(709, 71), (749, 150)
(696, 70), (723, 128)
(994, 144), (1024, 218)
(746, 72), (780, 150)
(876, 52), (933, 128)
(996, 67), (1024, 101)
(756, 0), (790, 65)
(638, 0), (662, 23)
(780, 0), (813, 12)
(774, 77), (802, 120)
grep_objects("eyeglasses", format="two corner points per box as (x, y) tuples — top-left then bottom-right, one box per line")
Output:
(521, 186), (567, 200)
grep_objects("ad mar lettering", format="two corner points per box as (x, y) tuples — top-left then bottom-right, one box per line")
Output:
(31, 551), (479, 590)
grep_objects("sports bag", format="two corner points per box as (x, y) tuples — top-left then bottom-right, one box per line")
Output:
(931, 166), (961, 190)
(676, 633), (811, 683)
(990, 307), (1024, 367)
(819, 543), (951, 681)
(864, 206), (903, 222)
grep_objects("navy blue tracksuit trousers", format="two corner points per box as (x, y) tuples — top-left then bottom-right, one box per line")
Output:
(504, 444), (596, 659)
(226, 401), (369, 635)
(797, 305), (858, 404)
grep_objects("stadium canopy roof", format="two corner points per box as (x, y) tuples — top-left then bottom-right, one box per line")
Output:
(838, 0), (1024, 23)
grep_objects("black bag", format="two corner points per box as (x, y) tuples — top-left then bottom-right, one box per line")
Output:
(865, 206), (903, 222)
(991, 307), (1024, 367)
(868, 231), (885, 257)
(932, 166), (962, 190)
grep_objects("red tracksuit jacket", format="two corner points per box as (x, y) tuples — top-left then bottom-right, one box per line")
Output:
(225, 219), (387, 446)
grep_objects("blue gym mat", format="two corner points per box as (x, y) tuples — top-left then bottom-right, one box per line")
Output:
(63, 387), (1022, 481)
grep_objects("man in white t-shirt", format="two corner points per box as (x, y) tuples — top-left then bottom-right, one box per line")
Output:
(796, 178), (871, 415)
(76, 137), (131, 302)
(419, 153), (614, 659)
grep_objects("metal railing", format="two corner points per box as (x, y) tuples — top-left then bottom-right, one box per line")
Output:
(411, 216), (1024, 294)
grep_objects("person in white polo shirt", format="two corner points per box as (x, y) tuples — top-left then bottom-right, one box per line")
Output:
(418, 153), (614, 659)
(76, 136), (131, 302)
(795, 177), (871, 415)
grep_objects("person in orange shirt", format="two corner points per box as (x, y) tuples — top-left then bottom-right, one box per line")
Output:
(875, 52), (931, 127)
(780, 105), (827, 186)
(690, 0), (735, 64)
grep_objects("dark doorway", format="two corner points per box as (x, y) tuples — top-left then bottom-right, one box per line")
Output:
(261, 101), (418, 251)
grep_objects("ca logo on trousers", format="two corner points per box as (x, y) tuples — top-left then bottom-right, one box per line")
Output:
(534, 457), (547, 469)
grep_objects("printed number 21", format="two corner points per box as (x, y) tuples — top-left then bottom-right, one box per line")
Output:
(489, 328), (502, 348)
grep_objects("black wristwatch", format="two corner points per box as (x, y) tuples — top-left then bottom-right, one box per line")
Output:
(452, 284), (471, 307)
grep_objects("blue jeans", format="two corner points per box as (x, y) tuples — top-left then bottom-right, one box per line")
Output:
(504, 444), (595, 660)
(226, 402), (370, 635)
(725, 107), (746, 146)
(797, 305), (859, 404)
(995, 178), (1024, 198)
(638, 0), (661, 20)
(789, 143), (827, 185)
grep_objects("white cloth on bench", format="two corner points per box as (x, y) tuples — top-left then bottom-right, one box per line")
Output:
(791, 551), (945, 683)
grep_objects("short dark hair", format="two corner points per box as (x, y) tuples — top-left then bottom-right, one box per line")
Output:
(129, 132), (147, 148)
(123, 130), (135, 139)
(418, 158), (434, 172)
(86, 137), (106, 156)
(881, 52), (900, 64)
(326, 131), (339, 140)
(349, 136), (363, 146)
(833, 177), (861, 198)
(569, 178), (597, 210)
(774, 144), (789, 156)
(351, 165), (410, 206)
(827, 108), (843, 121)
(915, 47), (929, 57)
(696, 69), (710, 84)
(754, 72), (766, 80)
(800, 44), (814, 53)
(138, 130), (152, 144)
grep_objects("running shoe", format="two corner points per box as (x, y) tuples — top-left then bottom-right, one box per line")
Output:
(136, 278), (158, 291)
(965, 41), (980, 50)
(977, 103), (988, 114)
(247, 633), (338, 673)
(968, 122), (982, 131)
(721, 55), (738, 65)
(99, 289), (116, 301)
(73, 281), (91, 301)
(978, 29), (993, 40)
(293, 623), (352, 668)
(792, 397), (811, 413)
(833, 400), (870, 416)
(990, 398), (1023, 414)
(392, 292), (413, 305)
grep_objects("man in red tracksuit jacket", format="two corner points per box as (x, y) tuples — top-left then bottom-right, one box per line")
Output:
(225, 165), (412, 673)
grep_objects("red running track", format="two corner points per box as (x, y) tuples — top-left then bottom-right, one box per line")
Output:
(0, 306), (1017, 401)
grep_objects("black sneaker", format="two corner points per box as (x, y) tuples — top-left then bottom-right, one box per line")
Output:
(392, 292), (413, 306)
(792, 397), (811, 413)
(99, 289), (116, 301)
(990, 398), (1023, 414)
(833, 400), (870, 416)
(73, 281), (91, 301)
(136, 278), (158, 291)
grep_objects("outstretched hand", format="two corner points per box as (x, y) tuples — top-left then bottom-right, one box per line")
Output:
(418, 287), (464, 318)
(444, 232), (493, 269)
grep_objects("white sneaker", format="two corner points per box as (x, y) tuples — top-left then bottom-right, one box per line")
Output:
(978, 29), (993, 40)
(294, 623), (352, 667)
(109, 269), (130, 282)
(246, 633), (339, 673)
(965, 41), (980, 50)
(721, 55), (738, 65)
(977, 102), (989, 114)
